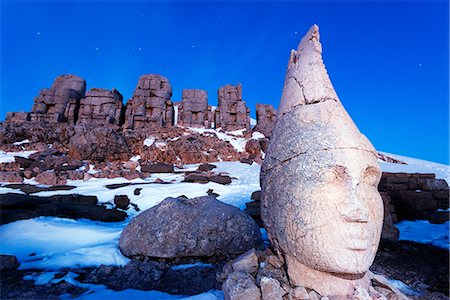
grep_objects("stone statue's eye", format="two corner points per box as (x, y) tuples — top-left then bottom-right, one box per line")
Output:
(321, 165), (349, 183)
(363, 166), (381, 186)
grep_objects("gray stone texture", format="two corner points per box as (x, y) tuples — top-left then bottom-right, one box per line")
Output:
(119, 196), (263, 259)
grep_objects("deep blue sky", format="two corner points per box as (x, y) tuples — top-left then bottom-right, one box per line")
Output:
(1, 1), (448, 164)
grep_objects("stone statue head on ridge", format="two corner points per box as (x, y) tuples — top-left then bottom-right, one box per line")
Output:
(261, 25), (384, 296)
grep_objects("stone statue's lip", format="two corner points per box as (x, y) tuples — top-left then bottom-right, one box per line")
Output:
(346, 234), (370, 251)
(346, 230), (371, 250)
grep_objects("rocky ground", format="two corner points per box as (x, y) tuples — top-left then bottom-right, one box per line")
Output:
(1, 240), (448, 299)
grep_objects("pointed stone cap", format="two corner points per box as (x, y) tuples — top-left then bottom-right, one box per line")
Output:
(278, 25), (339, 117)
(264, 25), (377, 171)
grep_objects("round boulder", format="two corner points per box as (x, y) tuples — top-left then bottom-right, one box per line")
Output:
(119, 196), (263, 259)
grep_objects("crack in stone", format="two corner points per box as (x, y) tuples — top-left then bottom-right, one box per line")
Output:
(286, 75), (337, 108)
(263, 147), (378, 172)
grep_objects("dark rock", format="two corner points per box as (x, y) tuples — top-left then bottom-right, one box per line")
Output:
(0, 255), (20, 271)
(134, 188), (142, 195)
(141, 162), (174, 173)
(380, 192), (399, 241)
(251, 191), (261, 201)
(0, 193), (126, 224)
(209, 175), (232, 185)
(119, 196), (263, 260)
(259, 138), (270, 152)
(240, 157), (254, 165)
(54, 163), (82, 171)
(3, 183), (76, 194)
(399, 191), (438, 212)
(197, 163), (216, 172)
(14, 156), (35, 168)
(424, 211), (450, 224)
(183, 173), (210, 183)
(114, 195), (130, 210)
(207, 189), (220, 197)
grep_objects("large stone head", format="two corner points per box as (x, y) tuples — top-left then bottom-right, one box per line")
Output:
(261, 25), (383, 277)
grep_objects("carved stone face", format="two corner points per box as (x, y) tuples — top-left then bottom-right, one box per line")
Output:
(285, 149), (383, 274)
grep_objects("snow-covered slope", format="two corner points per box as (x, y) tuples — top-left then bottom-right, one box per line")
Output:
(378, 151), (450, 183)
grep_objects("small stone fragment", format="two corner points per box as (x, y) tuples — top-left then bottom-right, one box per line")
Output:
(232, 248), (259, 274)
(260, 276), (285, 300)
(223, 271), (262, 300)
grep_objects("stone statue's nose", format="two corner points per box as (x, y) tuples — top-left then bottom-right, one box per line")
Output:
(341, 189), (369, 223)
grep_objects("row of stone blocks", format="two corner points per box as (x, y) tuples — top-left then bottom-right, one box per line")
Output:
(6, 74), (277, 132)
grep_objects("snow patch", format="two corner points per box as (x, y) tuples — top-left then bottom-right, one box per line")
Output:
(171, 262), (214, 271)
(143, 137), (155, 147)
(396, 220), (449, 249)
(0, 217), (129, 269)
(130, 155), (141, 162)
(386, 278), (421, 296)
(188, 128), (265, 153)
(379, 151), (450, 184)
(13, 139), (30, 146)
(0, 150), (37, 163)
(174, 104), (179, 126)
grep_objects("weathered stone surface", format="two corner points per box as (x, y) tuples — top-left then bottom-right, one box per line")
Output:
(67, 88), (123, 126)
(35, 171), (60, 185)
(68, 126), (130, 162)
(124, 74), (174, 129)
(380, 192), (399, 241)
(254, 104), (277, 138)
(379, 172), (449, 221)
(215, 84), (250, 131)
(178, 89), (212, 128)
(288, 286), (309, 300)
(231, 249), (259, 274)
(0, 255), (20, 271)
(119, 196), (263, 259)
(260, 276), (285, 300)
(223, 272), (262, 300)
(0, 171), (23, 183)
(5, 112), (30, 124)
(260, 25), (383, 297)
(30, 74), (86, 122)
